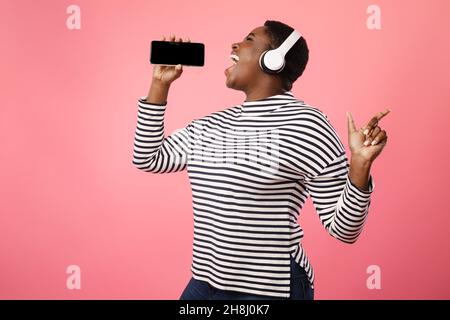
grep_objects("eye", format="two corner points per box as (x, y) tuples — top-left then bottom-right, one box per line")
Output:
(246, 37), (252, 41)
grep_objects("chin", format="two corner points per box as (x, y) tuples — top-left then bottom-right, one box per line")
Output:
(225, 76), (244, 91)
(225, 78), (236, 89)
(225, 81), (235, 89)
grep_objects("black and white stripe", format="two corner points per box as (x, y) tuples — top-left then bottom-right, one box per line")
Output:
(132, 91), (374, 298)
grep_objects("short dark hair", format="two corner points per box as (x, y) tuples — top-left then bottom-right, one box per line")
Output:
(263, 20), (309, 91)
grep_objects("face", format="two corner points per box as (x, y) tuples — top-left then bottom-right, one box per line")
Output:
(224, 26), (273, 91)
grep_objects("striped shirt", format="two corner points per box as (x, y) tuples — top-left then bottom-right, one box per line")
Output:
(132, 91), (375, 298)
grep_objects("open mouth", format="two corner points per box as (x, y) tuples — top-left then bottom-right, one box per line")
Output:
(230, 54), (239, 64)
(225, 54), (240, 75)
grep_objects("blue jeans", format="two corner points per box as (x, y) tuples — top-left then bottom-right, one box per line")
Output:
(179, 257), (314, 300)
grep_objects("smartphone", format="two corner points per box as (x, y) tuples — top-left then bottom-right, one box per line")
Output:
(150, 40), (205, 67)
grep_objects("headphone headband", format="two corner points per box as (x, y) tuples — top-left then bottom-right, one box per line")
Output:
(276, 30), (302, 56)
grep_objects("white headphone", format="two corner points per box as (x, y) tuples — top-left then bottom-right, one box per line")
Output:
(259, 30), (302, 74)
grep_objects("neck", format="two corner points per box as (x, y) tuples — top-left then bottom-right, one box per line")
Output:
(244, 81), (287, 102)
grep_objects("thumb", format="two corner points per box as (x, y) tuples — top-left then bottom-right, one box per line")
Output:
(175, 64), (182, 71)
(347, 111), (357, 134)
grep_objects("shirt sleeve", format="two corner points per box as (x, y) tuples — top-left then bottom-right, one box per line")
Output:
(291, 107), (375, 244)
(304, 151), (375, 244)
(132, 96), (195, 173)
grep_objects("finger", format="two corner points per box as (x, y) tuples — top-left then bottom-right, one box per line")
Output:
(363, 116), (378, 135)
(363, 126), (380, 146)
(369, 126), (381, 139)
(373, 135), (388, 147)
(363, 136), (372, 146)
(161, 35), (166, 41)
(370, 130), (387, 146)
(170, 34), (176, 41)
(186, 37), (191, 42)
(379, 136), (388, 146)
(346, 111), (357, 134)
(375, 108), (391, 121)
(178, 36), (183, 42)
(366, 126), (378, 137)
(363, 108), (391, 135)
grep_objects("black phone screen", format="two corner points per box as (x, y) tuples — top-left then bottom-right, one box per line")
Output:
(150, 41), (205, 67)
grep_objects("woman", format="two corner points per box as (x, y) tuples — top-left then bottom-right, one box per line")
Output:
(132, 20), (389, 300)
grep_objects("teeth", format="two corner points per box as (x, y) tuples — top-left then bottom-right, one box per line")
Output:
(230, 54), (239, 64)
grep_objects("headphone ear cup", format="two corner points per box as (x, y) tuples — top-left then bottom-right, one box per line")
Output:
(259, 50), (285, 74)
(259, 50), (271, 73)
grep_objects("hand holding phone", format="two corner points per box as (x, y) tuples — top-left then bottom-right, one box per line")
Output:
(151, 35), (194, 86)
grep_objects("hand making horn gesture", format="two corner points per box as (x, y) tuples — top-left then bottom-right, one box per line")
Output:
(347, 109), (391, 163)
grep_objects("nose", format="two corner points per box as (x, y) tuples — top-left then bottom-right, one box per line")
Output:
(231, 43), (239, 52)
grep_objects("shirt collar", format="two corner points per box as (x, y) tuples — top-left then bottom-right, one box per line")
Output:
(240, 91), (299, 117)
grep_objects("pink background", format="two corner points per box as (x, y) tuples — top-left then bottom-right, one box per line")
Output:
(1, 0), (449, 299)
